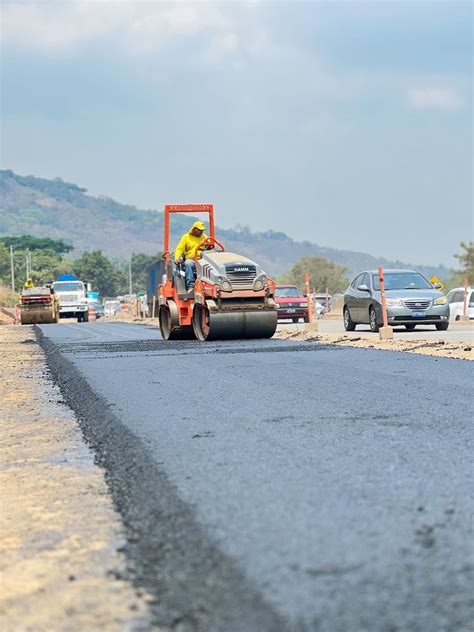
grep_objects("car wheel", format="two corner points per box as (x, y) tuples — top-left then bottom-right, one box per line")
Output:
(455, 315), (460, 321)
(343, 306), (356, 331)
(292, 318), (299, 323)
(303, 315), (310, 323)
(405, 324), (416, 331)
(77, 313), (83, 323)
(369, 306), (379, 333)
(435, 322), (449, 331)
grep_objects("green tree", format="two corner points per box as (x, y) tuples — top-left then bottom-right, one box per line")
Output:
(130, 252), (162, 293)
(29, 251), (73, 285)
(113, 253), (163, 295)
(0, 235), (73, 255)
(454, 241), (474, 283)
(0, 243), (10, 285)
(73, 251), (121, 297)
(278, 256), (349, 293)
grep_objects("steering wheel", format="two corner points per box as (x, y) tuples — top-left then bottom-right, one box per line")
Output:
(195, 237), (225, 259)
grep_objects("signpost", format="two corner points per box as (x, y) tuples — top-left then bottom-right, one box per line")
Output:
(460, 278), (469, 322)
(378, 266), (393, 340)
(304, 272), (317, 331)
(430, 275), (445, 292)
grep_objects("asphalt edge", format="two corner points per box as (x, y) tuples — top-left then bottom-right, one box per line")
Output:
(36, 326), (291, 632)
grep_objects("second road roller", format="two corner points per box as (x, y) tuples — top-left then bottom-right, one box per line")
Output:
(20, 285), (59, 325)
(158, 204), (278, 341)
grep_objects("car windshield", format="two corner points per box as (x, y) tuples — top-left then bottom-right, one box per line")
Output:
(276, 287), (303, 298)
(372, 273), (432, 291)
(54, 282), (83, 292)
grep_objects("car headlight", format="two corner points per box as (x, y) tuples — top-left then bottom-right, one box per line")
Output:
(299, 303), (307, 307)
(434, 296), (447, 305)
(221, 280), (232, 292)
(385, 298), (403, 307)
(253, 279), (264, 291)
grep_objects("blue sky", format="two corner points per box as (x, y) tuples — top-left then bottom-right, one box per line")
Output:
(1, 0), (472, 266)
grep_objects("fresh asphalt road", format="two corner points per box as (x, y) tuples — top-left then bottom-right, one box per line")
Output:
(38, 322), (473, 632)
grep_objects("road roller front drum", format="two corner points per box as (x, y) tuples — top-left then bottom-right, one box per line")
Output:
(193, 303), (277, 341)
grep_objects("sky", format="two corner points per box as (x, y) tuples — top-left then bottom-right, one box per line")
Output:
(1, 0), (472, 267)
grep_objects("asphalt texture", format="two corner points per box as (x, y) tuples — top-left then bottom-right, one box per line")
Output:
(38, 322), (474, 632)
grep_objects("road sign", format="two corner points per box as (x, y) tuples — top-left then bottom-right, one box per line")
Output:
(430, 275), (445, 291)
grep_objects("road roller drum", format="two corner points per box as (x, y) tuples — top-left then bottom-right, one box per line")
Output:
(20, 287), (59, 325)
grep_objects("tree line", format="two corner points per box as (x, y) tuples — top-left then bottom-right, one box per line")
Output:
(0, 236), (162, 297)
(0, 235), (472, 298)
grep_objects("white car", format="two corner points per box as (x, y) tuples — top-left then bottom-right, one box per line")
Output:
(447, 287), (474, 321)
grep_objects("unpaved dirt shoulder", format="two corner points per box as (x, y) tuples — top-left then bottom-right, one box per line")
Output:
(0, 326), (154, 632)
(274, 329), (474, 360)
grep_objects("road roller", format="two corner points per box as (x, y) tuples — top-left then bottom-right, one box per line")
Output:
(20, 286), (59, 325)
(158, 204), (278, 341)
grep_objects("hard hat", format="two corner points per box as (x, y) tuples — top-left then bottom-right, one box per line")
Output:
(192, 221), (206, 231)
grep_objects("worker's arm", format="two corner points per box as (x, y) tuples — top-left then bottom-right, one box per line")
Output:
(196, 233), (212, 257)
(174, 234), (188, 262)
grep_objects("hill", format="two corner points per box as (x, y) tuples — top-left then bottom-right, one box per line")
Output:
(0, 170), (450, 279)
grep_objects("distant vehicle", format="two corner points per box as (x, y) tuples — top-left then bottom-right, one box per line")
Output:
(447, 287), (474, 321)
(104, 300), (121, 317)
(275, 285), (309, 323)
(88, 301), (104, 318)
(343, 269), (450, 332)
(147, 260), (165, 317)
(311, 292), (331, 316)
(52, 274), (89, 322)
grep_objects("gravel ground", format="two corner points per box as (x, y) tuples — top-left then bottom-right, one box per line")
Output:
(0, 326), (154, 632)
(274, 327), (473, 360)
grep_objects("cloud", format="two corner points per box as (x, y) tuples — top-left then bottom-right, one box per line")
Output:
(407, 87), (465, 110)
(0, 0), (258, 59)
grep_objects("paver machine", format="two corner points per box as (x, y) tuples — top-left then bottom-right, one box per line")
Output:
(20, 286), (60, 325)
(158, 204), (278, 341)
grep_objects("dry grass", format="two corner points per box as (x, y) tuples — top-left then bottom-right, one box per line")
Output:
(0, 286), (19, 308)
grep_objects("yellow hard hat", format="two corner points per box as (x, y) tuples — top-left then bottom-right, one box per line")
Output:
(192, 221), (206, 231)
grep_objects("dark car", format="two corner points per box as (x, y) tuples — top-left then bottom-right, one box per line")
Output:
(275, 285), (309, 323)
(343, 269), (449, 332)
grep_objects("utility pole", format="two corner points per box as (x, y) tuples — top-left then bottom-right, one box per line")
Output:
(10, 245), (15, 292)
(129, 259), (133, 295)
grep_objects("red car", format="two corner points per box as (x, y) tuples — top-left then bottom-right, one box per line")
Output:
(275, 285), (309, 323)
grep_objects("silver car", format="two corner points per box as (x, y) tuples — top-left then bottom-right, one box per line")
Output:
(343, 269), (449, 332)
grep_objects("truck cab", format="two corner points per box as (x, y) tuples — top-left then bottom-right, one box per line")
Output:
(52, 275), (89, 322)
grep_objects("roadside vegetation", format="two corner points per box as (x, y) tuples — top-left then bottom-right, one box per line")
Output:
(445, 241), (473, 290)
(279, 241), (474, 295)
(0, 235), (162, 297)
(278, 255), (349, 293)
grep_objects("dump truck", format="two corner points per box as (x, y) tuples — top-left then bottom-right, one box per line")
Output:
(20, 286), (59, 325)
(158, 204), (278, 341)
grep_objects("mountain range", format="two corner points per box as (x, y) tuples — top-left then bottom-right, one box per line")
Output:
(0, 169), (450, 279)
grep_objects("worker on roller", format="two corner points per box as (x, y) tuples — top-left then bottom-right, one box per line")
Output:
(174, 221), (213, 290)
(23, 277), (34, 289)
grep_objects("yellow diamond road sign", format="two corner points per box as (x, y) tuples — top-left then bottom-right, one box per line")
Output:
(430, 275), (445, 291)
